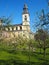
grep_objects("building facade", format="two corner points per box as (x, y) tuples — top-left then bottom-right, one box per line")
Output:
(0, 4), (34, 39)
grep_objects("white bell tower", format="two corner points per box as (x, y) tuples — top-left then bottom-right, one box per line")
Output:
(22, 4), (30, 25)
(22, 4), (30, 32)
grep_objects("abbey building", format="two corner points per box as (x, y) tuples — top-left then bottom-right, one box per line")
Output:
(0, 4), (34, 39)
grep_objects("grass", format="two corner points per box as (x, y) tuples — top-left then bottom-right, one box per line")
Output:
(0, 49), (49, 65)
(0, 43), (49, 65)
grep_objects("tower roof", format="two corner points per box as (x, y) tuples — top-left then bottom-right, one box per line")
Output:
(22, 4), (29, 14)
(24, 4), (28, 9)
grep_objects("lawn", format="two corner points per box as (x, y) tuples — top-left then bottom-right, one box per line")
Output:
(0, 48), (49, 65)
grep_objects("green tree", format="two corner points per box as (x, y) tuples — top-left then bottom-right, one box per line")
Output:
(35, 29), (49, 57)
(34, 0), (49, 57)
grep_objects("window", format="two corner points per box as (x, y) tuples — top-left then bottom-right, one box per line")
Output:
(12, 27), (14, 31)
(20, 26), (22, 30)
(16, 27), (17, 30)
(25, 15), (27, 21)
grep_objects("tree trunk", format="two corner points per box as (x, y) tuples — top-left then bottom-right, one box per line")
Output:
(40, 47), (41, 54)
(28, 42), (31, 65)
(43, 41), (46, 58)
(43, 48), (46, 58)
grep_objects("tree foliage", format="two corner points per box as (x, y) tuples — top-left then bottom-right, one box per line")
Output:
(0, 16), (11, 26)
(35, 29), (49, 57)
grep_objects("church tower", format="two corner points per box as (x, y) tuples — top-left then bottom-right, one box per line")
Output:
(22, 4), (30, 32)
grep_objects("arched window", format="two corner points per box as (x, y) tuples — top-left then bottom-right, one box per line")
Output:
(20, 26), (22, 30)
(16, 27), (17, 30)
(25, 15), (27, 21)
(12, 27), (14, 31)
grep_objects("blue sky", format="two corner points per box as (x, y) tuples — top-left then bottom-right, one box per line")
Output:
(0, 0), (48, 32)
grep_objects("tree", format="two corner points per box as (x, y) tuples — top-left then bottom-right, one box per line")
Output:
(0, 16), (11, 26)
(0, 16), (11, 39)
(34, 29), (49, 57)
(34, 1), (49, 57)
(34, 0), (49, 32)
(35, 9), (49, 32)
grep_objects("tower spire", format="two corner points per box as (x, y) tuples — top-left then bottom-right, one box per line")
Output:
(24, 3), (28, 9)
(22, 4), (30, 32)
(23, 4), (29, 14)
